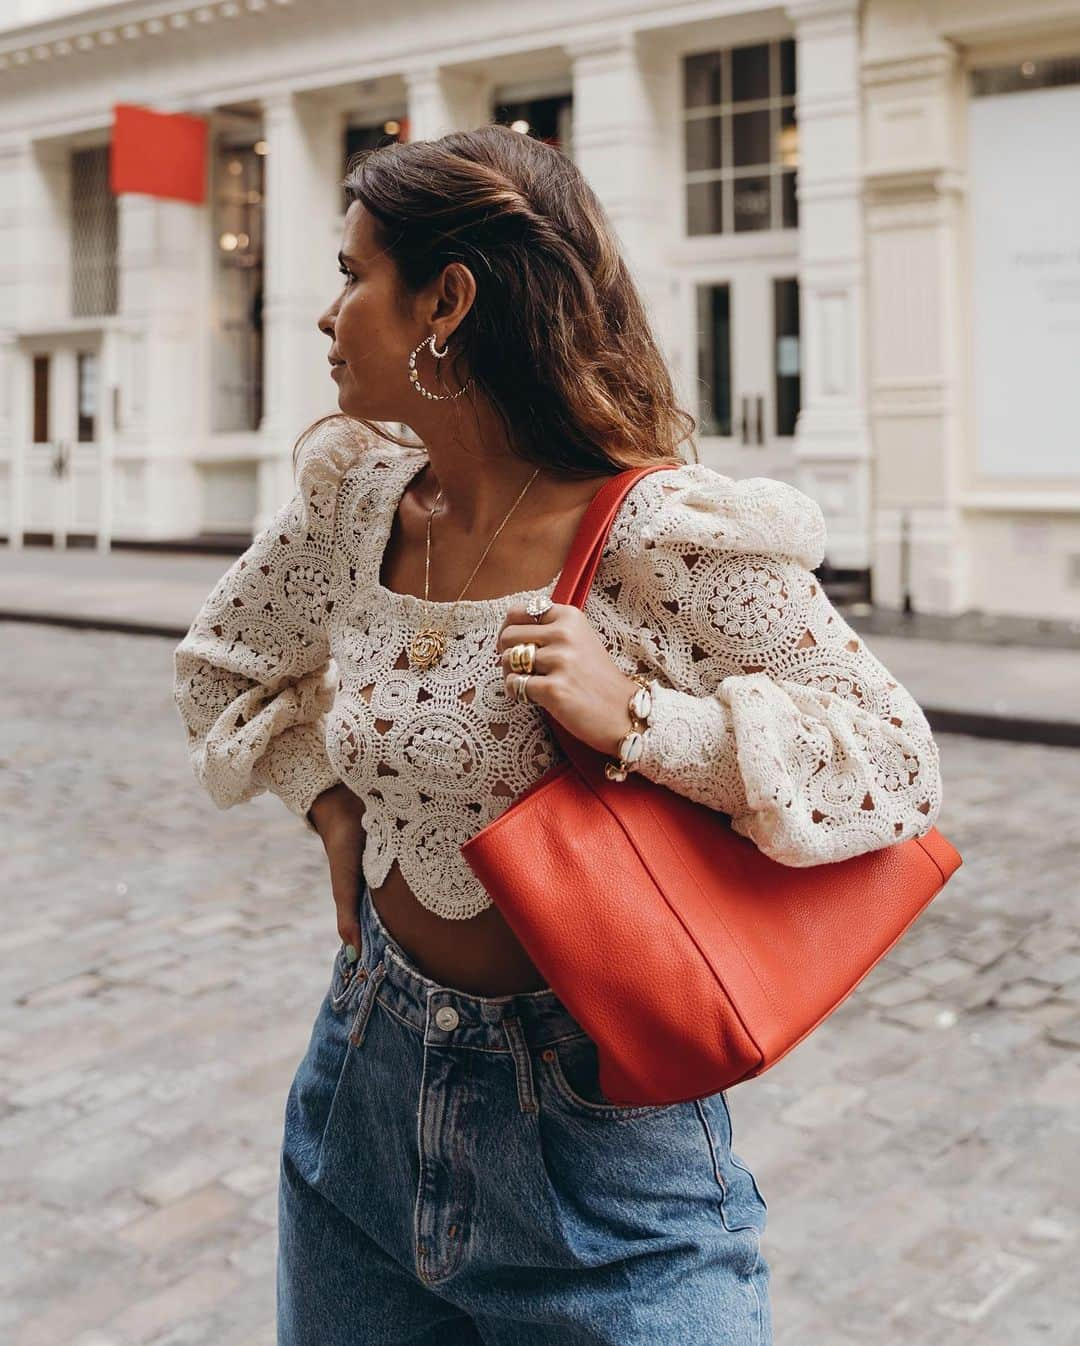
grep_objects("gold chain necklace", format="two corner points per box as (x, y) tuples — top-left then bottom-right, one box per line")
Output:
(407, 465), (542, 672)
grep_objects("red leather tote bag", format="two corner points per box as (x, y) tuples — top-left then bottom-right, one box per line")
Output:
(461, 464), (963, 1107)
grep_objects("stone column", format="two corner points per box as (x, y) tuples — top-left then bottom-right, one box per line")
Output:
(566, 32), (674, 354)
(861, 25), (966, 615)
(259, 90), (344, 513)
(785, 0), (872, 572)
(0, 136), (70, 548)
(115, 180), (207, 537)
(403, 65), (492, 142)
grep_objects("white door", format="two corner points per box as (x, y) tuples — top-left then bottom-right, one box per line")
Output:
(25, 339), (104, 547)
(691, 262), (801, 480)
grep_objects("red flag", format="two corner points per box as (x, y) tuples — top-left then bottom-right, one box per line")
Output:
(111, 104), (208, 204)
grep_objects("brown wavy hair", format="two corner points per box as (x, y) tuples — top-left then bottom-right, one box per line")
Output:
(293, 122), (697, 480)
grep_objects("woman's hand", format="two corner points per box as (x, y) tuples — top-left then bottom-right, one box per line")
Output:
(308, 783), (367, 961)
(495, 602), (642, 758)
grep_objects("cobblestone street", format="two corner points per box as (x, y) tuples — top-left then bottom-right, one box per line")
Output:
(2, 620), (1078, 1346)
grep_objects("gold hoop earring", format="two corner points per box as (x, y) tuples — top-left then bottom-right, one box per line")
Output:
(408, 332), (474, 401)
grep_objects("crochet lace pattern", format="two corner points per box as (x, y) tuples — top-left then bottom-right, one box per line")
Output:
(174, 414), (942, 920)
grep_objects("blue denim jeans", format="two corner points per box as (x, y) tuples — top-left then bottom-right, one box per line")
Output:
(277, 880), (772, 1344)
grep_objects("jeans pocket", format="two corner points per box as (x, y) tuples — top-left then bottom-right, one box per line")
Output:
(540, 1031), (681, 1121)
(328, 940), (364, 1015)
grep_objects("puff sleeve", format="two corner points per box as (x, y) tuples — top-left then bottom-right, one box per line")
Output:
(621, 463), (943, 866)
(172, 415), (360, 831)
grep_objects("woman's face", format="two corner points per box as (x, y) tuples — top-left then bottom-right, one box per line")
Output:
(313, 197), (468, 419)
(317, 201), (422, 423)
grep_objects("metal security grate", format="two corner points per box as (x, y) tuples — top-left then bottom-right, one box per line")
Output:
(70, 145), (118, 317)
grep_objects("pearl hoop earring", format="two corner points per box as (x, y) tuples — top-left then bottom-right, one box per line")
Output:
(408, 332), (473, 401)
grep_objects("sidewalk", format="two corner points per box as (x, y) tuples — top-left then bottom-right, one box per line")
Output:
(3, 544), (1079, 747)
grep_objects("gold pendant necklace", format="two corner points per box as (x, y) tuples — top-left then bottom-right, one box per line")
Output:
(407, 463), (542, 672)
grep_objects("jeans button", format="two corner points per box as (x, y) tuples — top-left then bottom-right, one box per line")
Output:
(435, 1005), (460, 1031)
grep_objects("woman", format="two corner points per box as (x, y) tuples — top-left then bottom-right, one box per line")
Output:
(173, 125), (942, 1345)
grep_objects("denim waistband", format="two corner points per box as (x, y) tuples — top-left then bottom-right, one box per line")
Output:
(356, 880), (587, 1053)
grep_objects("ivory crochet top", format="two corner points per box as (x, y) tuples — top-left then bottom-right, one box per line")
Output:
(173, 414), (942, 920)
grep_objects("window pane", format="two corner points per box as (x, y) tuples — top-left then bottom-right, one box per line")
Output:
(687, 179), (724, 236)
(77, 351), (98, 443)
(778, 103), (798, 167)
(697, 284), (732, 437)
(780, 169), (798, 228)
(684, 51), (724, 108)
(685, 115), (725, 172)
(733, 175), (771, 231)
(779, 38), (796, 97)
(732, 109), (771, 168)
(731, 43), (770, 103)
(773, 278), (801, 437)
(33, 355), (49, 443)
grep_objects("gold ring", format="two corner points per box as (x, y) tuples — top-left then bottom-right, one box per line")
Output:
(510, 642), (536, 674)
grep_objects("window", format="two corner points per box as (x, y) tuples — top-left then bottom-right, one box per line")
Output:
(970, 55), (1080, 97)
(70, 146), (117, 318)
(77, 351), (99, 443)
(684, 38), (798, 235)
(33, 355), (50, 443)
(342, 120), (405, 212)
(492, 95), (573, 154)
(211, 139), (264, 433)
(773, 278), (800, 437)
(695, 284), (732, 437)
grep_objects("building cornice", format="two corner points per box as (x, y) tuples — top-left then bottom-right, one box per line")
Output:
(0, 0), (294, 73)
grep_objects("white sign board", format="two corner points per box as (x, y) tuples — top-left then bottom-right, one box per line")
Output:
(969, 83), (1080, 477)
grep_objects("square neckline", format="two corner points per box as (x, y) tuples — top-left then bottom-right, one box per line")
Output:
(369, 447), (564, 611)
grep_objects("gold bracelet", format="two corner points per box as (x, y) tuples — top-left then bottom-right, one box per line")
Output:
(604, 672), (654, 782)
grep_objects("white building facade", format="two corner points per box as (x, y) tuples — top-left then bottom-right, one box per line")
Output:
(0, 0), (1077, 621)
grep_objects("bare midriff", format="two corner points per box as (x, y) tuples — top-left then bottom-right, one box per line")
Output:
(365, 462), (611, 997)
(369, 859), (551, 996)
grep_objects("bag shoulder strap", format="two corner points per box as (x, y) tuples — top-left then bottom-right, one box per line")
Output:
(551, 461), (680, 609)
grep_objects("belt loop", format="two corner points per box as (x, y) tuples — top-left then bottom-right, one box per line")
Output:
(348, 961), (386, 1048)
(501, 1015), (538, 1114)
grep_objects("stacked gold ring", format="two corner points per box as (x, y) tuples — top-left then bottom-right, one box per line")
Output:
(509, 642), (536, 674)
(507, 643), (537, 704)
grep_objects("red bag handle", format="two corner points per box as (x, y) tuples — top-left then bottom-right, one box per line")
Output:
(540, 461), (681, 780)
(550, 463), (679, 610)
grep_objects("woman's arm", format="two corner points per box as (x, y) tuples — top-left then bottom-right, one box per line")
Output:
(172, 416), (358, 832)
(614, 466), (942, 865)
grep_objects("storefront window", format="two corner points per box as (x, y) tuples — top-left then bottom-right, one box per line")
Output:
(493, 94), (573, 155)
(684, 37), (798, 236)
(211, 138), (264, 433)
(969, 53), (1080, 480)
(342, 120), (405, 212)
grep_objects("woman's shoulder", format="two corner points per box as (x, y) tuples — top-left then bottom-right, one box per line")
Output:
(614, 458), (827, 571)
(294, 415), (424, 522)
